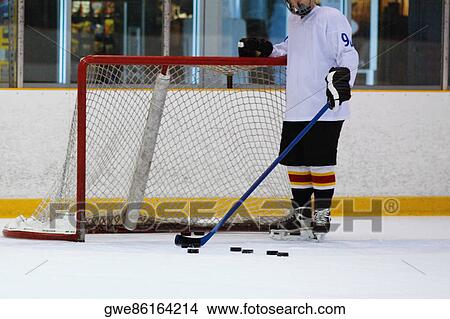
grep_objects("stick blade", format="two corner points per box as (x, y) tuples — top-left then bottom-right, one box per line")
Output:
(174, 234), (202, 248)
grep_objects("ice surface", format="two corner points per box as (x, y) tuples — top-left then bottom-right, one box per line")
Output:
(1, 217), (450, 298)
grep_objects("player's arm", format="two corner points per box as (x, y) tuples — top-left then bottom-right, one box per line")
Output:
(324, 12), (359, 109)
(270, 37), (288, 57)
(327, 12), (359, 87)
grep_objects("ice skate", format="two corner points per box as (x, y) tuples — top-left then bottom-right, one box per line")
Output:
(269, 207), (316, 240)
(312, 208), (331, 241)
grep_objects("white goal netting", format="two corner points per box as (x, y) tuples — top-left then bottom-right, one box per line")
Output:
(6, 57), (292, 240)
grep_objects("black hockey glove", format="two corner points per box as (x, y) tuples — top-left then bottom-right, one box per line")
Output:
(238, 38), (273, 57)
(325, 67), (351, 110)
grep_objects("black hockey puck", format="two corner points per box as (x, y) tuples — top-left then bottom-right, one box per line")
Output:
(266, 250), (278, 256)
(242, 249), (254, 254)
(277, 252), (289, 257)
(187, 248), (199, 254)
(230, 247), (242, 252)
(193, 231), (205, 236)
(181, 231), (191, 236)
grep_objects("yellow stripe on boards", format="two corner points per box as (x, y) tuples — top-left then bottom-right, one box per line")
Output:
(0, 199), (43, 218)
(0, 196), (449, 218)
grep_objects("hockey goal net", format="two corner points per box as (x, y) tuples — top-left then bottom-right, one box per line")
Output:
(3, 56), (291, 241)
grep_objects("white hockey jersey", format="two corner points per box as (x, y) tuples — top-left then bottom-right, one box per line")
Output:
(271, 6), (359, 121)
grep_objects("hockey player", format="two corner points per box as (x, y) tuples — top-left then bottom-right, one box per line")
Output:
(238, 0), (359, 238)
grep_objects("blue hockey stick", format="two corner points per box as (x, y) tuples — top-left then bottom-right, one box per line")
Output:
(175, 102), (330, 247)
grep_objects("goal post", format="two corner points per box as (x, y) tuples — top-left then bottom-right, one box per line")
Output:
(3, 55), (290, 242)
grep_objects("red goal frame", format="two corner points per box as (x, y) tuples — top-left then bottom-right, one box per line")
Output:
(3, 56), (287, 242)
(76, 55), (287, 240)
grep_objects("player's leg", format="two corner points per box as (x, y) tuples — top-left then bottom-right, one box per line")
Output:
(270, 166), (313, 233)
(271, 121), (314, 236)
(305, 121), (344, 234)
(311, 166), (336, 233)
(289, 167), (313, 225)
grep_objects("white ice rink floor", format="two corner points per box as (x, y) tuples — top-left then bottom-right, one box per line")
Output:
(1, 217), (449, 299)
